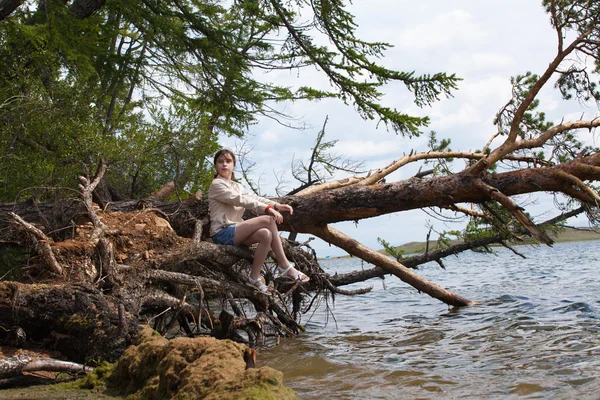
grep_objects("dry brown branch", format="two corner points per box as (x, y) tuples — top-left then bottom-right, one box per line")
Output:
(476, 181), (553, 245)
(310, 224), (474, 306)
(324, 279), (372, 295)
(151, 181), (176, 200)
(7, 212), (62, 275)
(297, 151), (547, 196)
(554, 170), (600, 205)
(296, 176), (362, 196)
(479, 202), (525, 242)
(470, 110), (600, 178)
(97, 238), (118, 286)
(141, 288), (198, 316)
(193, 220), (203, 245)
(539, 206), (586, 228)
(467, 29), (592, 176)
(443, 204), (488, 219)
(482, 131), (502, 153)
(520, 119), (600, 151)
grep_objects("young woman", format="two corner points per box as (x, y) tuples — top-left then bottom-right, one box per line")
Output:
(208, 148), (310, 293)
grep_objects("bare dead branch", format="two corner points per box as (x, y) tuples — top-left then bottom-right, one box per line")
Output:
(476, 181), (554, 245)
(0, 354), (92, 378)
(8, 212), (62, 275)
(539, 206), (586, 228)
(554, 170), (600, 205)
(310, 224), (473, 306)
(78, 159), (108, 245)
(467, 29), (593, 175)
(297, 151), (546, 196)
(324, 279), (372, 295)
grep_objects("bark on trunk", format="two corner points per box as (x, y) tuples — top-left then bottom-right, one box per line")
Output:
(280, 153), (600, 233)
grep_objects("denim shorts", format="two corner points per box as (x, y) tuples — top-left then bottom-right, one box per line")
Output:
(212, 224), (237, 245)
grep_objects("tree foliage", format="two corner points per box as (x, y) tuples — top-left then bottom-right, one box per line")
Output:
(0, 0), (459, 202)
(370, 0), (600, 254)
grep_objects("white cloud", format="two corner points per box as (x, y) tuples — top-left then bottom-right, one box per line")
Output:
(538, 92), (560, 112)
(259, 129), (281, 144)
(395, 10), (487, 50)
(459, 76), (512, 106)
(423, 76), (512, 147)
(430, 103), (482, 129)
(450, 52), (515, 72)
(334, 139), (406, 158)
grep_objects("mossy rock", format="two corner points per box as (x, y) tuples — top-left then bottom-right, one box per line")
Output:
(107, 326), (297, 400)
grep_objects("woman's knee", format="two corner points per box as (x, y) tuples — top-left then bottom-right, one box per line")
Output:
(262, 215), (279, 230)
(256, 227), (272, 243)
(254, 215), (273, 228)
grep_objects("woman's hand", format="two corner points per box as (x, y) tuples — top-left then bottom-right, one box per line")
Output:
(268, 208), (284, 224)
(275, 203), (293, 215)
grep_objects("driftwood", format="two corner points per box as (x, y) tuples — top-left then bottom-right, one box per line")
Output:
(0, 354), (91, 378)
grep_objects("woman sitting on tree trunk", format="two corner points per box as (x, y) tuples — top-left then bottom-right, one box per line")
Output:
(208, 148), (310, 294)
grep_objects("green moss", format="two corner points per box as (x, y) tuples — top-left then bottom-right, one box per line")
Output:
(7, 363), (124, 400)
(0, 327), (296, 399)
(81, 362), (116, 389)
(105, 326), (298, 399)
(59, 315), (95, 329)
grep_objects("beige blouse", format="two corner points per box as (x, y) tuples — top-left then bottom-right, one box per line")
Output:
(208, 176), (277, 237)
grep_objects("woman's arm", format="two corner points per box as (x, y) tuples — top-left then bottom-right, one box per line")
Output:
(209, 179), (273, 213)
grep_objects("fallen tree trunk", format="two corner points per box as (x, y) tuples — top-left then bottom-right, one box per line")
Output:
(0, 355), (91, 378)
(311, 225), (474, 306)
(281, 153), (600, 232)
(2, 153), (599, 236)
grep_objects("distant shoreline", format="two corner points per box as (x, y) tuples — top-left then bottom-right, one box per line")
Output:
(319, 226), (600, 260)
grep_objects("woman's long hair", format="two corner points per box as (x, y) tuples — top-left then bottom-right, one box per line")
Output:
(213, 148), (236, 179)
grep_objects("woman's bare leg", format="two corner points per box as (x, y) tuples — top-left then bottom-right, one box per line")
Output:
(234, 216), (303, 274)
(239, 227), (272, 279)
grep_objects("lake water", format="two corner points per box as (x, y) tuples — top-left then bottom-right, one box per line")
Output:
(260, 240), (600, 399)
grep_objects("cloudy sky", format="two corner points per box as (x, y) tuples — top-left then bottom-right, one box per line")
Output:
(220, 1), (600, 257)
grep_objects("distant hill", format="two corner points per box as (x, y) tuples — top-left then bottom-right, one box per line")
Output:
(385, 226), (600, 255)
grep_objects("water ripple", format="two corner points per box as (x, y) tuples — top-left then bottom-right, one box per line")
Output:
(261, 240), (600, 399)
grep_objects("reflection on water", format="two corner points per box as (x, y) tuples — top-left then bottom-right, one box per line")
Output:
(259, 241), (600, 399)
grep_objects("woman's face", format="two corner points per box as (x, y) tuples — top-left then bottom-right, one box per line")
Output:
(215, 154), (235, 179)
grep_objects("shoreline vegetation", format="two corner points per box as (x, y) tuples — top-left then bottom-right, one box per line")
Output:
(320, 226), (600, 260)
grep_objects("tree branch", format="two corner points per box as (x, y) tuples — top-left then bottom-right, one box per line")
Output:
(310, 224), (473, 306)
(476, 180), (553, 245)
(8, 212), (62, 275)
